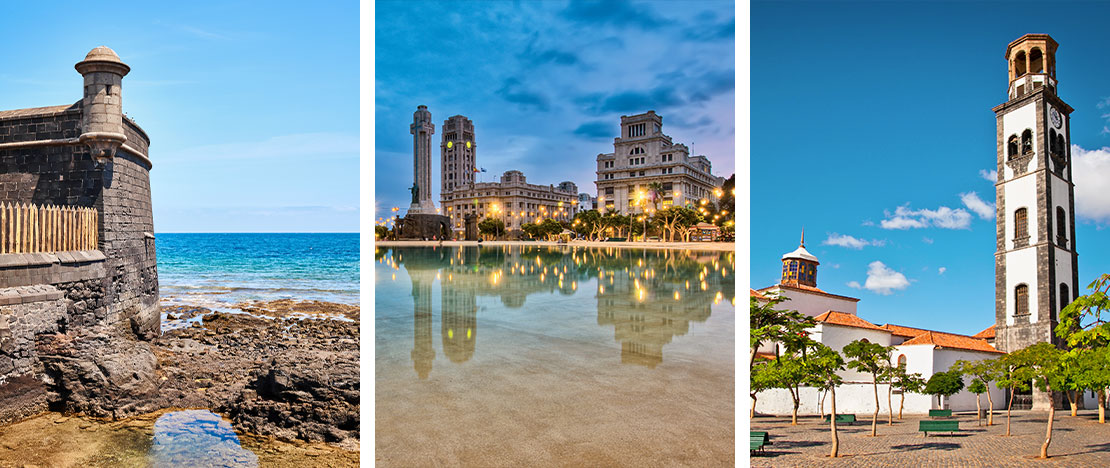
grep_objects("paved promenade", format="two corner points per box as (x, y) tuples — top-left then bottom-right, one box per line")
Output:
(751, 410), (1110, 467)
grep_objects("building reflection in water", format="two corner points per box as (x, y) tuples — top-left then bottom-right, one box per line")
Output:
(380, 245), (734, 378)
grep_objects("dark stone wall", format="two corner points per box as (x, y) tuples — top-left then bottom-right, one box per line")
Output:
(0, 104), (104, 207)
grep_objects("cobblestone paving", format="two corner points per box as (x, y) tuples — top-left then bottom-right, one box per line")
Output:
(751, 410), (1110, 467)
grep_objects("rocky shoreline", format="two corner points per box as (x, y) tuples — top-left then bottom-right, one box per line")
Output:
(0, 299), (359, 456)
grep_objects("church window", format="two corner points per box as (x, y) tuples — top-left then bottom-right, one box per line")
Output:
(1021, 129), (1033, 154)
(1060, 283), (1070, 313)
(1030, 48), (1044, 73)
(897, 355), (907, 367)
(1014, 208), (1028, 242)
(1015, 284), (1029, 316)
(1056, 207), (1067, 246)
(1014, 51), (1027, 76)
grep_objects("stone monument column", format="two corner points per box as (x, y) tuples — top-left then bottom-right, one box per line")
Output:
(409, 105), (436, 214)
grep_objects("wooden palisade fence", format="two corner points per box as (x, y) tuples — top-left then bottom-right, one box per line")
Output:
(0, 202), (98, 254)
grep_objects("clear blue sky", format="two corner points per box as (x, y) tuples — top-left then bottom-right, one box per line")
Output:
(0, 1), (358, 233)
(752, 1), (1110, 335)
(374, 0), (736, 220)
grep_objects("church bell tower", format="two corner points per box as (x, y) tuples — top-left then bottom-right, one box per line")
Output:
(992, 34), (1079, 393)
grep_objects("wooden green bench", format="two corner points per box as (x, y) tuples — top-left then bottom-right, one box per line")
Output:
(750, 431), (771, 453)
(919, 419), (960, 437)
(928, 409), (953, 418)
(822, 414), (856, 424)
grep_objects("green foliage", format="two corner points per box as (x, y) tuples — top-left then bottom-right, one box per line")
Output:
(572, 210), (604, 240)
(892, 364), (926, 395)
(749, 295), (816, 368)
(477, 218), (505, 238)
(375, 225), (388, 239)
(843, 340), (894, 378)
(1008, 342), (1066, 393)
(806, 342), (845, 390)
(968, 379), (987, 395)
(1056, 274), (1110, 348)
(653, 206), (701, 242)
(951, 359), (1001, 392)
(539, 218), (563, 239)
(520, 222), (541, 240)
(924, 371), (965, 399)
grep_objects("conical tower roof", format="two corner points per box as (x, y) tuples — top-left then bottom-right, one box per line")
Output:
(781, 230), (819, 263)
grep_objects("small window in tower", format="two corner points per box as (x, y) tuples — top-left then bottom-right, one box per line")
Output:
(1056, 207), (1067, 246)
(1014, 51), (1027, 76)
(1015, 284), (1030, 316)
(1060, 283), (1070, 314)
(1007, 135), (1019, 159)
(1021, 129), (1033, 154)
(1015, 208), (1028, 243)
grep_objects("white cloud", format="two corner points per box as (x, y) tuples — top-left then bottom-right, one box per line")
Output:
(1098, 98), (1110, 135)
(823, 233), (885, 250)
(861, 261), (911, 295)
(922, 237), (934, 244)
(1073, 145), (1110, 224)
(979, 169), (997, 182)
(880, 204), (972, 230)
(938, 267), (947, 275)
(960, 192), (996, 220)
(847, 281), (862, 289)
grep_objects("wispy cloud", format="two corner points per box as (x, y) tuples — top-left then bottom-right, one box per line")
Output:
(1098, 97), (1110, 135)
(1072, 144), (1110, 224)
(561, 0), (664, 29)
(979, 169), (997, 182)
(880, 203), (972, 230)
(858, 261), (910, 295)
(822, 233), (885, 249)
(179, 25), (228, 40)
(938, 267), (947, 275)
(960, 191), (995, 220)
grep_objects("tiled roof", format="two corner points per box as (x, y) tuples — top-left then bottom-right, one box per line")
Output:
(900, 331), (1004, 354)
(0, 103), (78, 120)
(754, 352), (777, 361)
(813, 310), (885, 331)
(880, 323), (977, 340)
(973, 325), (996, 340)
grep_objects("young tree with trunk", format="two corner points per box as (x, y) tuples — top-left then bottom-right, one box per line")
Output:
(807, 343), (845, 458)
(968, 379), (987, 426)
(1013, 342), (1067, 459)
(952, 359), (1001, 426)
(891, 364), (925, 420)
(923, 371), (964, 409)
(996, 350), (1035, 437)
(751, 358), (774, 419)
(1054, 274), (1110, 423)
(749, 295), (815, 370)
(843, 339), (894, 437)
(1072, 347), (1110, 423)
(764, 351), (813, 425)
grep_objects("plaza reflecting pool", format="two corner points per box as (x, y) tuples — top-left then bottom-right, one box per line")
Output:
(375, 245), (735, 467)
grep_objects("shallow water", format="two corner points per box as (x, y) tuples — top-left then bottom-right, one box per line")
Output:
(374, 245), (735, 466)
(0, 410), (358, 467)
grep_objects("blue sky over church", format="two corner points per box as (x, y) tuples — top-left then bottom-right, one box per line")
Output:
(374, 0), (736, 219)
(751, 1), (1110, 335)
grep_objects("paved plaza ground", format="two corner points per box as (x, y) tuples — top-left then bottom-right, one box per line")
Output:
(751, 410), (1110, 467)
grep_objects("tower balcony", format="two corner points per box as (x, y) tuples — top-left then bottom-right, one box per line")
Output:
(1009, 73), (1056, 100)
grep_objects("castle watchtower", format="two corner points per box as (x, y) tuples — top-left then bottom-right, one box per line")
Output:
(75, 46), (130, 163)
(1005, 34), (1058, 100)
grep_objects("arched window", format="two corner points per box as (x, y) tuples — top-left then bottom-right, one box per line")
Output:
(1008, 135), (1019, 159)
(1030, 48), (1044, 73)
(1060, 283), (1070, 314)
(1057, 134), (1066, 159)
(1014, 208), (1028, 241)
(1015, 51), (1027, 76)
(860, 338), (870, 343)
(1056, 207), (1067, 246)
(898, 355), (907, 368)
(1015, 284), (1029, 316)
(1021, 129), (1033, 154)
(1049, 129), (1058, 155)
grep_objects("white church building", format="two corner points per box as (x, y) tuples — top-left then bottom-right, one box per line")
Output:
(754, 33), (1093, 416)
(753, 237), (1005, 416)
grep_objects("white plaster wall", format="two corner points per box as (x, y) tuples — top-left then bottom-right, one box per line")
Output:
(1002, 103), (1038, 180)
(813, 324), (892, 381)
(1003, 177), (1039, 250)
(756, 383), (937, 417)
(776, 288), (858, 317)
(932, 349), (1007, 412)
(1005, 247), (1039, 325)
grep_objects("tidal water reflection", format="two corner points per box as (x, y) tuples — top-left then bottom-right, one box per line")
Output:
(151, 410), (259, 467)
(375, 245), (735, 466)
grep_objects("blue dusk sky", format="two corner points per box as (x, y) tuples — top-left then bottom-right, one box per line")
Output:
(752, 2), (1110, 335)
(374, 0), (736, 219)
(0, 1), (358, 233)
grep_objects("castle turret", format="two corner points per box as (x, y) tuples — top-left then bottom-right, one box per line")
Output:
(75, 46), (130, 163)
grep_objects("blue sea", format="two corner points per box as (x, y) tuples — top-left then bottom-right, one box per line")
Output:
(156, 233), (359, 310)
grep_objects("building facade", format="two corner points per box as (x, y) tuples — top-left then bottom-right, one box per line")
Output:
(594, 111), (724, 215)
(436, 113), (578, 237)
(442, 170), (578, 235)
(992, 34), (1078, 410)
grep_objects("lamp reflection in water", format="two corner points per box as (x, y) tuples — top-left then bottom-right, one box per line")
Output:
(388, 245), (734, 377)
